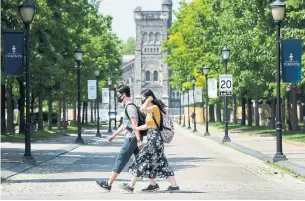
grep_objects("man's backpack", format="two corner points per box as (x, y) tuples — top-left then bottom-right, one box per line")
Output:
(125, 103), (148, 136)
(152, 110), (175, 143)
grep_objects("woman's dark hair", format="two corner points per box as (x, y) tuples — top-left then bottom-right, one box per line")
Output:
(141, 89), (166, 113)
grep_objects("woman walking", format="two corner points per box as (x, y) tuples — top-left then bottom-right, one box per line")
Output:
(119, 89), (180, 193)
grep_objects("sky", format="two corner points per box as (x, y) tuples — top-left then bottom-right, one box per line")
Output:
(98, 0), (191, 42)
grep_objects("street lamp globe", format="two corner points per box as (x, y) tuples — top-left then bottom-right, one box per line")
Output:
(108, 77), (112, 86)
(203, 66), (210, 75)
(270, 0), (286, 23)
(19, 0), (36, 24)
(94, 68), (100, 77)
(74, 48), (83, 61)
(222, 46), (230, 61)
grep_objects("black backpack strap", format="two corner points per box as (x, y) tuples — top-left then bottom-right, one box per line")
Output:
(125, 103), (139, 121)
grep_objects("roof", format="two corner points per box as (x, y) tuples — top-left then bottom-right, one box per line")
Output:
(122, 55), (135, 64)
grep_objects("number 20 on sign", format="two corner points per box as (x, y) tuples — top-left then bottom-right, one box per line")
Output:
(219, 74), (233, 92)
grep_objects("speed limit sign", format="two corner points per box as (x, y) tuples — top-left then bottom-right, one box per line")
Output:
(219, 74), (233, 92)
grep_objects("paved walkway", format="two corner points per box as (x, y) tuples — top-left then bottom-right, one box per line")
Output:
(1, 127), (111, 180)
(1, 126), (305, 199)
(184, 122), (305, 176)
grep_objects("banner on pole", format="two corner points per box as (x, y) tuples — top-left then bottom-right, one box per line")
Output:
(282, 39), (302, 83)
(87, 80), (96, 100)
(195, 87), (202, 103)
(3, 32), (25, 75)
(208, 78), (218, 98)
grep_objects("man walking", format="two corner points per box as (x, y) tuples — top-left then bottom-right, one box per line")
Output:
(95, 85), (142, 191)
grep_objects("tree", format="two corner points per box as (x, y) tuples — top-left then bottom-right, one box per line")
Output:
(121, 37), (136, 55)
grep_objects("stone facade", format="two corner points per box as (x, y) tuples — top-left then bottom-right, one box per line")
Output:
(121, 0), (179, 111)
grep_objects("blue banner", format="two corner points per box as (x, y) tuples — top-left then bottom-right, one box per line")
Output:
(3, 32), (25, 75)
(281, 39), (302, 83)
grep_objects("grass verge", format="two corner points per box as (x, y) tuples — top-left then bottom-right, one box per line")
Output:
(1, 129), (66, 142)
(207, 122), (305, 143)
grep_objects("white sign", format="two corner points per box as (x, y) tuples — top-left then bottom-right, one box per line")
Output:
(195, 87), (202, 103)
(208, 78), (218, 98)
(219, 74), (233, 92)
(102, 88), (115, 105)
(87, 80), (96, 100)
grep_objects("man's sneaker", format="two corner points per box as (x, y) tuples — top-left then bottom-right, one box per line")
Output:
(165, 186), (180, 193)
(119, 183), (134, 193)
(96, 180), (112, 192)
(142, 184), (160, 192)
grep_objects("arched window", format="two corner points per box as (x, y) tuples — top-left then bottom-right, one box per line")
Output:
(153, 70), (158, 81)
(143, 33), (148, 43)
(172, 91), (175, 98)
(146, 71), (151, 82)
(155, 32), (161, 43)
(177, 92), (180, 97)
(156, 48), (159, 52)
(144, 48), (146, 53)
(149, 32), (154, 43)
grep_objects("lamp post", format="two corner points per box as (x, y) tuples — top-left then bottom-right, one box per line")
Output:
(203, 66), (210, 136)
(187, 88), (191, 130)
(271, 0), (286, 162)
(182, 87), (186, 127)
(74, 48), (84, 144)
(19, 0), (36, 164)
(179, 84), (182, 125)
(114, 84), (117, 130)
(107, 77), (112, 133)
(191, 77), (197, 132)
(94, 68), (101, 137)
(221, 46), (231, 143)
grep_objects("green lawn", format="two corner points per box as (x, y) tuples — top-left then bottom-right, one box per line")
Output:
(208, 122), (305, 143)
(1, 129), (66, 142)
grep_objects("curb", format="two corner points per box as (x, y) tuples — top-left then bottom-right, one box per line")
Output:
(176, 124), (305, 178)
(1, 138), (96, 182)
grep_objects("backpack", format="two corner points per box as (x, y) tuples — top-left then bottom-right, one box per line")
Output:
(152, 110), (175, 143)
(125, 103), (148, 136)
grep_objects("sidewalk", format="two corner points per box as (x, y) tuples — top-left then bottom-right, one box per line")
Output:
(0, 128), (109, 181)
(179, 122), (305, 177)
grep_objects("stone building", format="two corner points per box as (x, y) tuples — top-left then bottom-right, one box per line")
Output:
(121, 0), (180, 113)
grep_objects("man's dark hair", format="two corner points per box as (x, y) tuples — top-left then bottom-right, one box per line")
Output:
(116, 85), (131, 97)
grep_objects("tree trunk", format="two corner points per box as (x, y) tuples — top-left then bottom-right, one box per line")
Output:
(31, 91), (35, 131)
(94, 101), (96, 122)
(290, 85), (298, 130)
(73, 101), (76, 125)
(85, 102), (88, 124)
(6, 83), (14, 133)
(282, 95), (286, 131)
(90, 101), (93, 122)
(63, 101), (66, 122)
(286, 92), (292, 130)
(17, 78), (25, 133)
(241, 97), (246, 126)
(48, 93), (53, 130)
(254, 98), (259, 127)
(209, 104), (215, 122)
(82, 102), (85, 124)
(216, 103), (221, 123)
(271, 98), (276, 129)
(1, 83), (6, 134)
(233, 95), (237, 124)
(57, 101), (62, 130)
(247, 98), (252, 126)
(38, 93), (43, 130)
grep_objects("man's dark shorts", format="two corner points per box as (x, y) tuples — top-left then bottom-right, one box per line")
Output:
(113, 137), (141, 174)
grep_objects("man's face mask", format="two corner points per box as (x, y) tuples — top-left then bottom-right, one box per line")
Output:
(117, 93), (125, 103)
